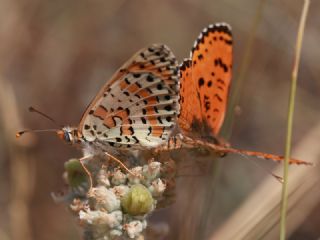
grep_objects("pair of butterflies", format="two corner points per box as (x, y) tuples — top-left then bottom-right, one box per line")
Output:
(18, 23), (309, 166)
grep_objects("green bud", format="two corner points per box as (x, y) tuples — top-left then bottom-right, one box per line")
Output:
(121, 184), (154, 216)
(64, 159), (88, 188)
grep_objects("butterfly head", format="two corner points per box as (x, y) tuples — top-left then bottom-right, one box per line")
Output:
(57, 126), (82, 144)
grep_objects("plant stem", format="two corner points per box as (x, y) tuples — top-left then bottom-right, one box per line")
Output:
(280, 1), (310, 239)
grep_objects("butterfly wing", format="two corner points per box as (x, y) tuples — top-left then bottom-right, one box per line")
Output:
(190, 23), (233, 136)
(177, 59), (202, 135)
(79, 44), (179, 149)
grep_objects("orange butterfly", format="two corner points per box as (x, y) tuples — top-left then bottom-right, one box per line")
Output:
(174, 23), (310, 166)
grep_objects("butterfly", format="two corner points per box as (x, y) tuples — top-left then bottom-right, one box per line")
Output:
(174, 23), (310, 166)
(17, 44), (180, 177)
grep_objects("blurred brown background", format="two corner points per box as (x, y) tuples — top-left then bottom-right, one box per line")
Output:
(0, 0), (319, 239)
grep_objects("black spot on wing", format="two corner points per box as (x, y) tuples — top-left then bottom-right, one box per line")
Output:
(198, 78), (205, 87)
(214, 58), (229, 73)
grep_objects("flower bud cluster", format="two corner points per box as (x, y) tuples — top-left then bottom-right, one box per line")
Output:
(53, 157), (176, 239)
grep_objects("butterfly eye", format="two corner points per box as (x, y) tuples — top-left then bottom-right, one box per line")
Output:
(64, 131), (71, 142)
(57, 130), (71, 143)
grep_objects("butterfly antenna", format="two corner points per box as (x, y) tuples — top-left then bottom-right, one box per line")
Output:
(28, 106), (61, 127)
(16, 107), (63, 138)
(16, 129), (59, 138)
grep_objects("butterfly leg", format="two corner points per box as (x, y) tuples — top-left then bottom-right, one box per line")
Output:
(191, 139), (312, 165)
(103, 152), (141, 178)
(154, 134), (195, 153)
(79, 155), (93, 190)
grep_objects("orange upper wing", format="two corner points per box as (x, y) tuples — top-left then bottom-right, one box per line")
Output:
(178, 23), (233, 138)
(178, 59), (202, 134)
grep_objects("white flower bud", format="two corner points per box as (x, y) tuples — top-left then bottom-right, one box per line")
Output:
(112, 185), (130, 198)
(96, 169), (111, 187)
(111, 169), (127, 185)
(142, 161), (161, 181)
(128, 166), (143, 185)
(124, 220), (146, 239)
(79, 210), (122, 229)
(149, 178), (166, 197)
(89, 186), (120, 212)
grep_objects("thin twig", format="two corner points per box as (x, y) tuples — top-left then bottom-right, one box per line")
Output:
(280, 1), (310, 239)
